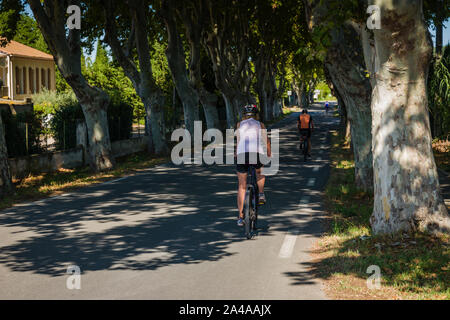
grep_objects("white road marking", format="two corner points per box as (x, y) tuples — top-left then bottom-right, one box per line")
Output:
(278, 230), (299, 259)
(307, 178), (316, 187)
(299, 196), (311, 205)
(102, 176), (130, 185)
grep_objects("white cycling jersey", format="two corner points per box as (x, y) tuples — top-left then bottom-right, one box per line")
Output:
(236, 118), (265, 155)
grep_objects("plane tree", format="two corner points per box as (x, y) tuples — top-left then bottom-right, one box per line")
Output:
(307, 0), (449, 233)
(250, 0), (302, 121)
(424, 0), (449, 56)
(102, 0), (168, 154)
(173, 0), (220, 130)
(160, 0), (222, 131)
(325, 20), (373, 192)
(200, 0), (255, 128)
(27, 0), (115, 171)
(304, 0), (374, 191)
(0, 115), (13, 198)
(368, 0), (449, 234)
(0, 0), (21, 196)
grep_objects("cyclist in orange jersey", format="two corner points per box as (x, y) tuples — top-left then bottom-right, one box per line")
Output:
(297, 109), (314, 157)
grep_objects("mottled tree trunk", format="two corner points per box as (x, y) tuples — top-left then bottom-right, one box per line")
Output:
(325, 22), (373, 191)
(163, 6), (199, 135)
(255, 54), (270, 122)
(267, 64), (278, 119)
(233, 94), (250, 122)
(202, 1), (252, 128)
(222, 93), (237, 128)
(292, 81), (303, 107)
(0, 113), (13, 197)
(337, 89), (351, 142)
(177, 3), (220, 131)
(435, 0), (444, 56)
(104, 0), (168, 155)
(370, 0), (450, 234)
(133, 5), (168, 154)
(199, 92), (220, 130)
(69, 80), (115, 171)
(143, 91), (166, 155)
(29, 0), (115, 171)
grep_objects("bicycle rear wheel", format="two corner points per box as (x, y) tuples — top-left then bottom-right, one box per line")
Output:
(243, 188), (252, 239)
(304, 139), (308, 162)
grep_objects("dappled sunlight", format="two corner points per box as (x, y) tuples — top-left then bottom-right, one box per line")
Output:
(0, 108), (337, 277)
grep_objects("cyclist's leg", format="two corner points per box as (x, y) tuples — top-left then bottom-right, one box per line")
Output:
(237, 171), (248, 219)
(299, 130), (306, 149)
(255, 153), (266, 203)
(256, 168), (265, 194)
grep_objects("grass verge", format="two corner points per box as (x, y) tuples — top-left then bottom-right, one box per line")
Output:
(0, 152), (168, 211)
(265, 107), (296, 127)
(313, 130), (450, 300)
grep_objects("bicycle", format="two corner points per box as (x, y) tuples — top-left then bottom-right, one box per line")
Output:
(299, 131), (309, 162)
(242, 164), (259, 240)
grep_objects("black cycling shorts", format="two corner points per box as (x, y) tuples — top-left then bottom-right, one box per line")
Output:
(236, 152), (263, 173)
(299, 129), (311, 138)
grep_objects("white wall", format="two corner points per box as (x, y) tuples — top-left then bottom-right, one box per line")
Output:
(10, 56), (56, 101)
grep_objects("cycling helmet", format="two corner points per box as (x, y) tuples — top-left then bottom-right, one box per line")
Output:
(242, 104), (258, 115)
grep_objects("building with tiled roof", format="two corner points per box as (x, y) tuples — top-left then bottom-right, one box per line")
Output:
(0, 40), (56, 101)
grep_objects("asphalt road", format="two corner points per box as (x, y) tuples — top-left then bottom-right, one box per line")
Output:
(0, 104), (339, 300)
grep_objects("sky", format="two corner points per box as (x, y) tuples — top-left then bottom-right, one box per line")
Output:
(430, 20), (450, 47)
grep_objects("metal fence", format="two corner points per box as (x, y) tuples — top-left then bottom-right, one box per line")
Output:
(6, 113), (147, 159)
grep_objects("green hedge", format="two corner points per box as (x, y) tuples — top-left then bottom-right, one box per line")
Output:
(50, 102), (84, 150)
(428, 46), (450, 138)
(2, 110), (44, 158)
(50, 102), (133, 150)
(108, 102), (133, 142)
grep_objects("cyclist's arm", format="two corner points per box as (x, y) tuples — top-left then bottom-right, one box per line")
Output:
(260, 123), (271, 158)
(310, 117), (314, 131)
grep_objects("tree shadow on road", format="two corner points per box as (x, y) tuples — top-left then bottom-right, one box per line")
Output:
(0, 111), (337, 279)
(0, 165), (322, 276)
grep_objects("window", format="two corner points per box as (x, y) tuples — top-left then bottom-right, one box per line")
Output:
(23, 67), (27, 94)
(41, 68), (46, 90)
(47, 68), (51, 90)
(35, 68), (40, 93)
(29, 68), (34, 94)
(15, 67), (20, 94)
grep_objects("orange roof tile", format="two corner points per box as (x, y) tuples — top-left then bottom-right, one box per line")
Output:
(0, 40), (53, 61)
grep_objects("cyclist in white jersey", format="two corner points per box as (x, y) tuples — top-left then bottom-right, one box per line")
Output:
(235, 104), (271, 227)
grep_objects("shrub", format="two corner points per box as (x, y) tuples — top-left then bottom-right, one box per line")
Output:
(32, 89), (78, 116)
(428, 45), (450, 138)
(2, 110), (44, 157)
(107, 102), (133, 142)
(50, 102), (84, 151)
(50, 101), (133, 150)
